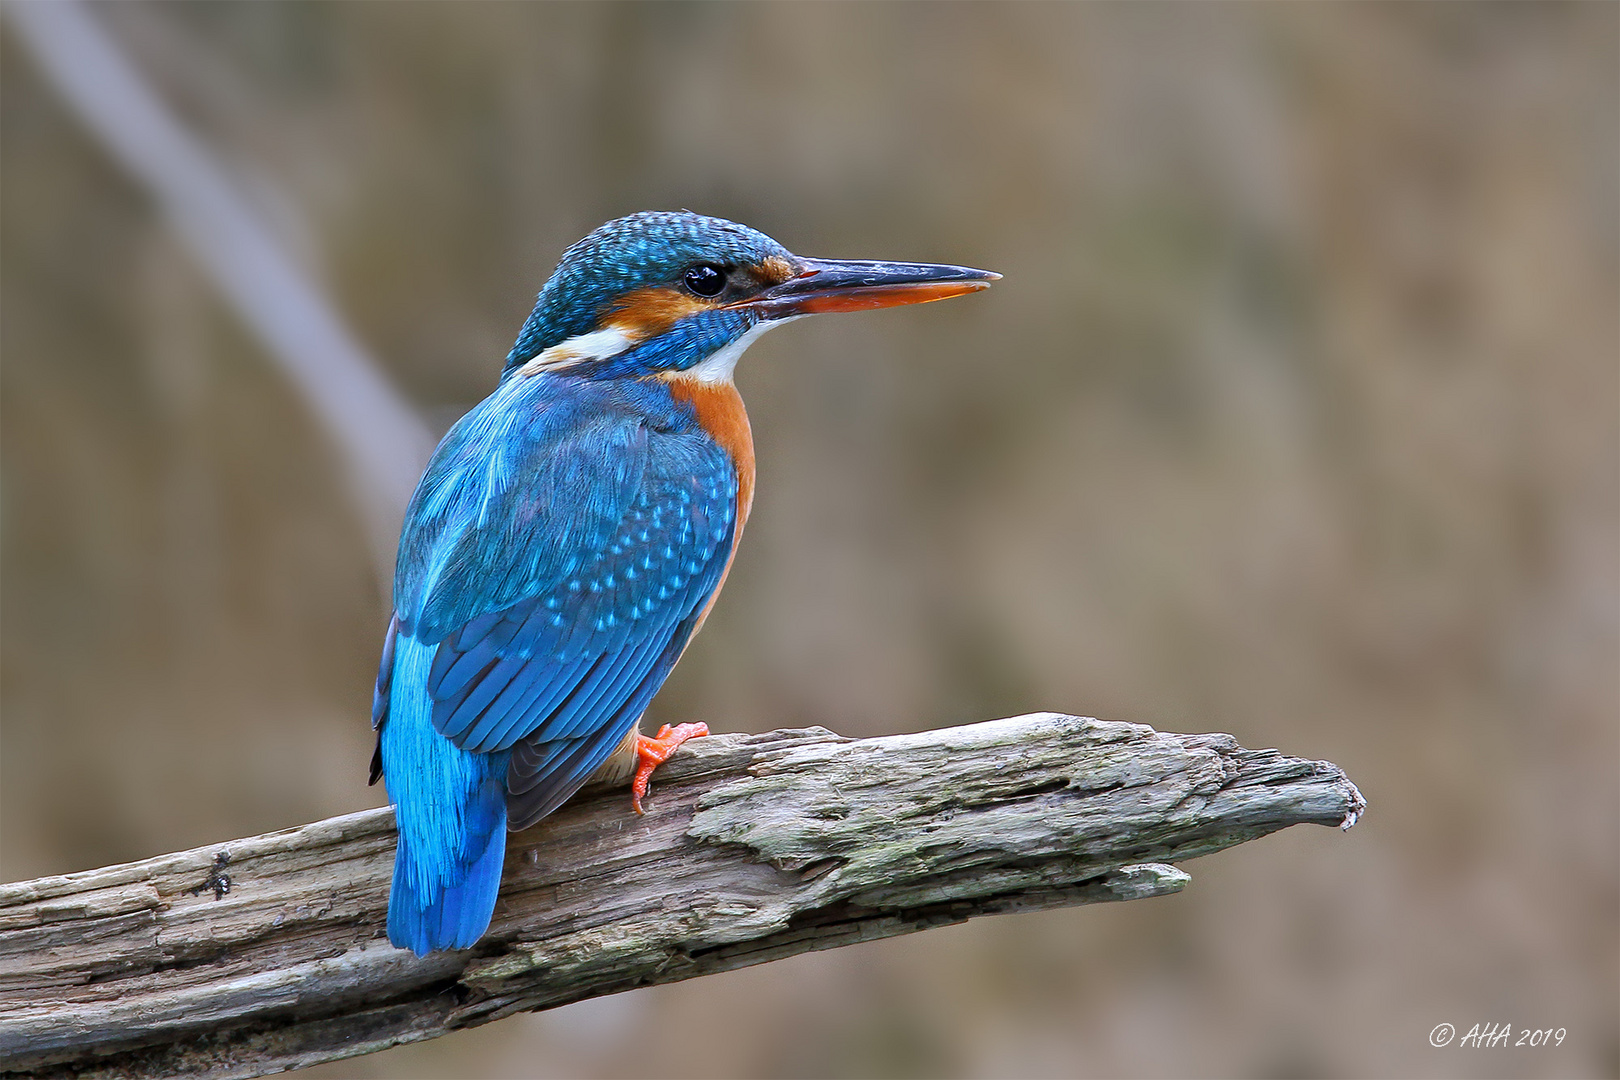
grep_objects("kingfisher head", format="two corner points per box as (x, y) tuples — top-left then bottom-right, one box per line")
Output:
(503, 211), (997, 383)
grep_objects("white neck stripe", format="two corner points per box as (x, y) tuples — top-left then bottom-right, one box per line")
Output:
(518, 325), (636, 376)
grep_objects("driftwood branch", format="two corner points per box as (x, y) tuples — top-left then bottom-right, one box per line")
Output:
(0, 714), (1364, 1079)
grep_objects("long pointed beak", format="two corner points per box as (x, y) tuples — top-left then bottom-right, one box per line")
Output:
(740, 258), (999, 319)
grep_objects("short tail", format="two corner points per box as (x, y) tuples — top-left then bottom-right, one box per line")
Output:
(387, 793), (506, 955)
(379, 632), (510, 955)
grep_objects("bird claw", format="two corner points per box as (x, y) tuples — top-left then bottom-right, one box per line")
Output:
(631, 722), (709, 814)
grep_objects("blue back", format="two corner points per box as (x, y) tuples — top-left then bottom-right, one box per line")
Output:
(378, 370), (737, 810)
(373, 371), (740, 952)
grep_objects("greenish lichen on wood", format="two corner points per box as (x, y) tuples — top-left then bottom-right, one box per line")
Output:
(0, 714), (1363, 1080)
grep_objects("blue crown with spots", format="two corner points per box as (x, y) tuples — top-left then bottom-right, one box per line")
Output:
(504, 211), (794, 374)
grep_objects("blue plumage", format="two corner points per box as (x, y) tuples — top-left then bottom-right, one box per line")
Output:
(372, 211), (996, 955)
(375, 373), (737, 954)
(381, 633), (508, 954)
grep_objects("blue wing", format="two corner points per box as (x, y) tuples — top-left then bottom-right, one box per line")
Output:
(375, 374), (737, 829)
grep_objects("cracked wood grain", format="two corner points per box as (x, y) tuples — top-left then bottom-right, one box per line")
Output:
(0, 713), (1365, 1078)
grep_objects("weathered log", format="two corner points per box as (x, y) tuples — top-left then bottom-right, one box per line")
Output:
(0, 713), (1364, 1079)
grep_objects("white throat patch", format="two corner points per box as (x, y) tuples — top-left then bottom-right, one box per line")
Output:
(675, 318), (799, 385)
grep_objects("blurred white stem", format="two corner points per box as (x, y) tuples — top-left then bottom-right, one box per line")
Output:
(4, 0), (433, 589)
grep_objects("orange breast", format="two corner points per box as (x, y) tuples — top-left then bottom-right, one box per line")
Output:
(665, 379), (755, 531)
(664, 378), (754, 633)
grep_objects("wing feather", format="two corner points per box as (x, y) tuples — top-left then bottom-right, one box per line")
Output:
(373, 374), (740, 828)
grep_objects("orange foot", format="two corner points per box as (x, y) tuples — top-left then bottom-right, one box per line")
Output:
(632, 723), (709, 814)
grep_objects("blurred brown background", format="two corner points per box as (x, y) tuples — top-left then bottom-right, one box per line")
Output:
(3, 2), (1615, 1077)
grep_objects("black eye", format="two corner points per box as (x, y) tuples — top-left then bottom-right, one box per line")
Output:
(682, 263), (727, 297)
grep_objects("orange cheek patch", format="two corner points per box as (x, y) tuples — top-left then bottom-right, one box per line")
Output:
(604, 287), (712, 339)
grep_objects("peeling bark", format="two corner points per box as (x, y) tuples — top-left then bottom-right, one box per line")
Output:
(0, 714), (1364, 1079)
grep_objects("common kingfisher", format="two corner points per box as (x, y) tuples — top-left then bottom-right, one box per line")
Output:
(371, 211), (997, 955)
